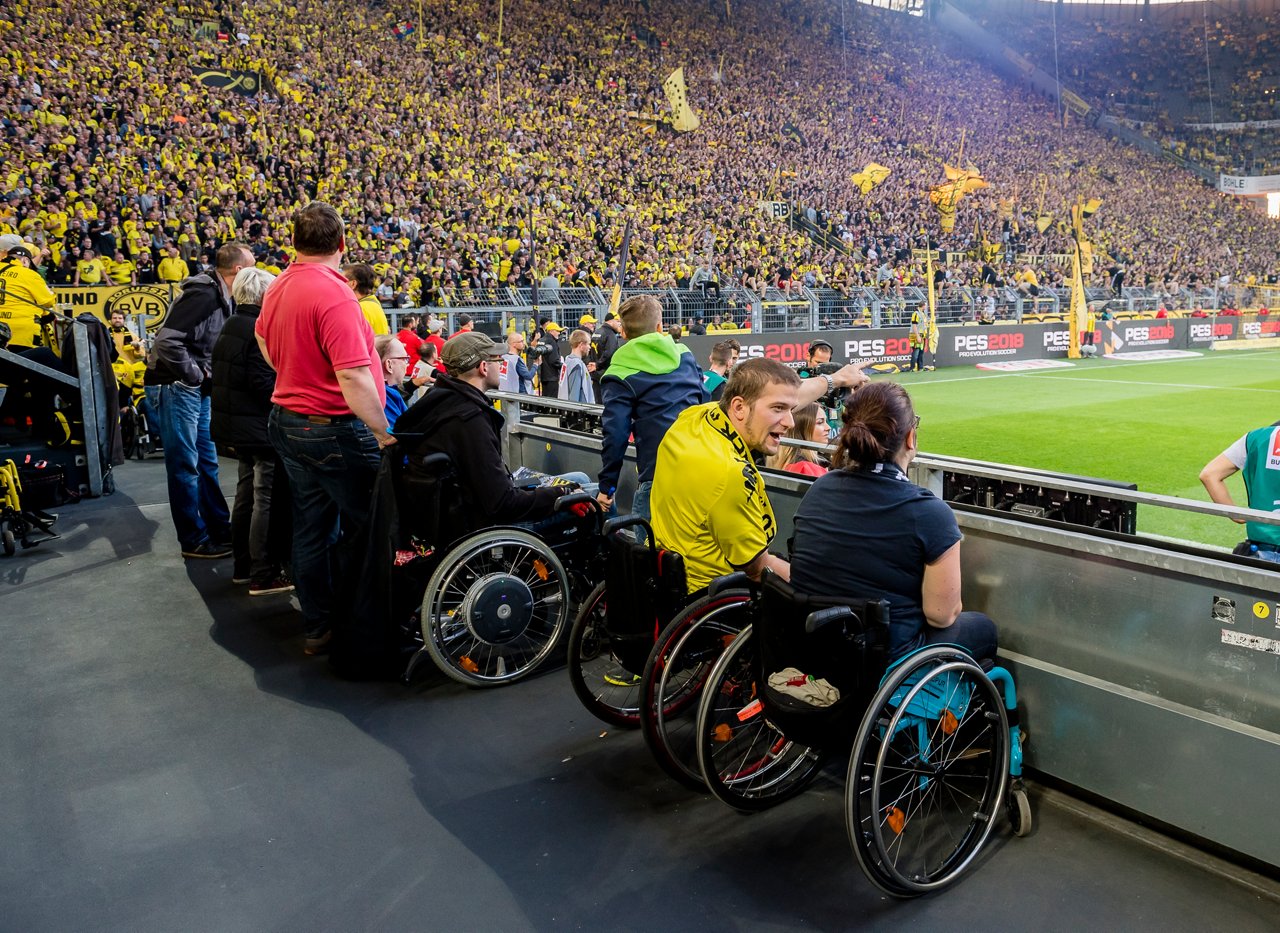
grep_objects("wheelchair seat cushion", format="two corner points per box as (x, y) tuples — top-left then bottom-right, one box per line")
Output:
(754, 572), (889, 748)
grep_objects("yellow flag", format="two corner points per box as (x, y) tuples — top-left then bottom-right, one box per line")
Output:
(1035, 215), (1053, 235)
(662, 68), (700, 133)
(851, 162), (891, 195)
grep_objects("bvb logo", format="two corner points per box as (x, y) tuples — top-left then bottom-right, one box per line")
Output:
(104, 285), (172, 332)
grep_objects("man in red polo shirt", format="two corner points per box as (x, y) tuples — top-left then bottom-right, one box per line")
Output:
(257, 202), (394, 656)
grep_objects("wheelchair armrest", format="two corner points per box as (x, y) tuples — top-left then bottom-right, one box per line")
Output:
(805, 605), (857, 636)
(554, 491), (596, 513)
(603, 515), (654, 546)
(708, 572), (751, 597)
(419, 452), (454, 476)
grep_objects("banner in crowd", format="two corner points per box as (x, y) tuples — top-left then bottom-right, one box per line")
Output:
(681, 315), (1276, 371)
(1218, 174), (1280, 196)
(757, 200), (792, 221)
(171, 15), (219, 40)
(54, 285), (175, 331)
(1187, 119), (1280, 132)
(192, 68), (266, 97)
(1060, 89), (1092, 118)
(662, 68), (700, 133)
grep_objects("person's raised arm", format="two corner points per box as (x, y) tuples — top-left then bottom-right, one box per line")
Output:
(1199, 454), (1246, 524)
(921, 542), (962, 629)
(794, 360), (870, 409)
(335, 365), (396, 449)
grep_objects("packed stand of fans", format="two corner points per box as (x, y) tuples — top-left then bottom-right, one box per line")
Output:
(1, 0), (1278, 314)
(968, 1), (1280, 175)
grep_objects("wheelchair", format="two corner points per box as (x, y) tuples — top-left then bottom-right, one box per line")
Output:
(395, 449), (607, 688)
(695, 571), (1030, 897)
(565, 517), (753, 785)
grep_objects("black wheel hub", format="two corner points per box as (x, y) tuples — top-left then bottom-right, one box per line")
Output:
(462, 574), (536, 644)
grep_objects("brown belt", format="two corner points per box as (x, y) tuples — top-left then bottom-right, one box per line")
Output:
(278, 406), (357, 425)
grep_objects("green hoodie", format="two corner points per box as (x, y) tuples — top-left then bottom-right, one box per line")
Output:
(604, 331), (694, 381)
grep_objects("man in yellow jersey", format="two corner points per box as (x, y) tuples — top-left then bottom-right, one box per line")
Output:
(157, 245), (189, 283)
(74, 248), (107, 285)
(0, 244), (56, 350)
(342, 261), (389, 335)
(107, 250), (137, 285)
(651, 358), (801, 593)
(0, 244), (60, 434)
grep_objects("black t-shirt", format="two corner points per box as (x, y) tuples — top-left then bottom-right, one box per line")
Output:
(789, 466), (961, 658)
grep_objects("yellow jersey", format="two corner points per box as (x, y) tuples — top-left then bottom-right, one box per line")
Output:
(0, 259), (56, 348)
(651, 402), (778, 593)
(359, 294), (390, 335)
(76, 258), (106, 284)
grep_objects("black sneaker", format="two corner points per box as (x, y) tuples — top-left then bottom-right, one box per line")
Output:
(182, 541), (233, 559)
(249, 575), (295, 597)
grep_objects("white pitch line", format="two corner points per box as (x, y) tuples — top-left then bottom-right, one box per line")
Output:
(1016, 374), (1280, 393)
(905, 349), (1280, 387)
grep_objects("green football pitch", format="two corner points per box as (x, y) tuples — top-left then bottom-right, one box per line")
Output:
(896, 347), (1280, 550)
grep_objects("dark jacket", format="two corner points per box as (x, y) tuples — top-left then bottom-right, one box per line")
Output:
(146, 272), (233, 390)
(531, 331), (562, 393)
(210, 303), (275, 455)
(395, 373), (572, 525)
(589, 324), (622, 376)
(598, 332), (707, 494)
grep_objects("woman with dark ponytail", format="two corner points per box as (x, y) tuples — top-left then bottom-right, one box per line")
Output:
(789, 382), (997, 664)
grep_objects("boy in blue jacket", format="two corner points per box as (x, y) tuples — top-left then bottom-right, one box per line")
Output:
(595, 295), (707, 519)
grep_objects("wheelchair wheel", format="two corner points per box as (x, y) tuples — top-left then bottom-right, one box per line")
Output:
(695, 626), (825, 811)
(847, 646), (1010, 896)
(566, 582), (643, 728)
(641, 590), (751, 790)
(2, 521), (14, 557)
(421, 528), (571, 687)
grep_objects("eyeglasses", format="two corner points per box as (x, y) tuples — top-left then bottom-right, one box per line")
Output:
(389, 356), (411, 362)
(912, 415), (921, 430)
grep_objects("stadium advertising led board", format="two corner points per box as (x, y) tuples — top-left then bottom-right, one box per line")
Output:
(681, 316), (1274, 369)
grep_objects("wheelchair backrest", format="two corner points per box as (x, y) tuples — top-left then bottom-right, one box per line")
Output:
(395, 448), (475, 550)
(756, 570), (889, 707)
(604, 531), (689, 646)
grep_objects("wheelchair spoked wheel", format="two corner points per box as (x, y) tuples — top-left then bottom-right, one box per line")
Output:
(566, 582), (644, 728)
(421, 529), (571, 687)
(641, 591), (751, 790)
(846, 646), (1010, 897)
(695, 626), (825, 811)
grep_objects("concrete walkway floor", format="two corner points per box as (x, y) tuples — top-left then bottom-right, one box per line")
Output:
(1, 459), (1277, 931)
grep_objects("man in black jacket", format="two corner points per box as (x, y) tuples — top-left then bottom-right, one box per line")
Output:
(210, 267), (292, 595)
(530, 320), (563, 397)
(395, 332), (586, 534)
(588, 311), (622, 398)
(146, 241), (253, 558)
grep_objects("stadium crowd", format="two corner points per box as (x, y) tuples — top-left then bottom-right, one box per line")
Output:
(977, 2), (1280, 175)
(1, 0), (1278, 313)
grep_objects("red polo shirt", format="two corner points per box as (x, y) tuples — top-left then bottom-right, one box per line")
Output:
(257, 261), (385, 415)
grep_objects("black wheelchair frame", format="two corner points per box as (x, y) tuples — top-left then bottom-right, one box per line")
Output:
(693, 570), (1030, 896)
(394, 447), (607, 688)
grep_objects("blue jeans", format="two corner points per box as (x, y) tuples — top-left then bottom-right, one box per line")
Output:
(156, 384), (230, 551)
(897, 611), (999, 665)
(517, 471), (604, 537)
(269, 408), (380, 639)
(1249, 544), (1280, 564)
(630, 480), (653, 521)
